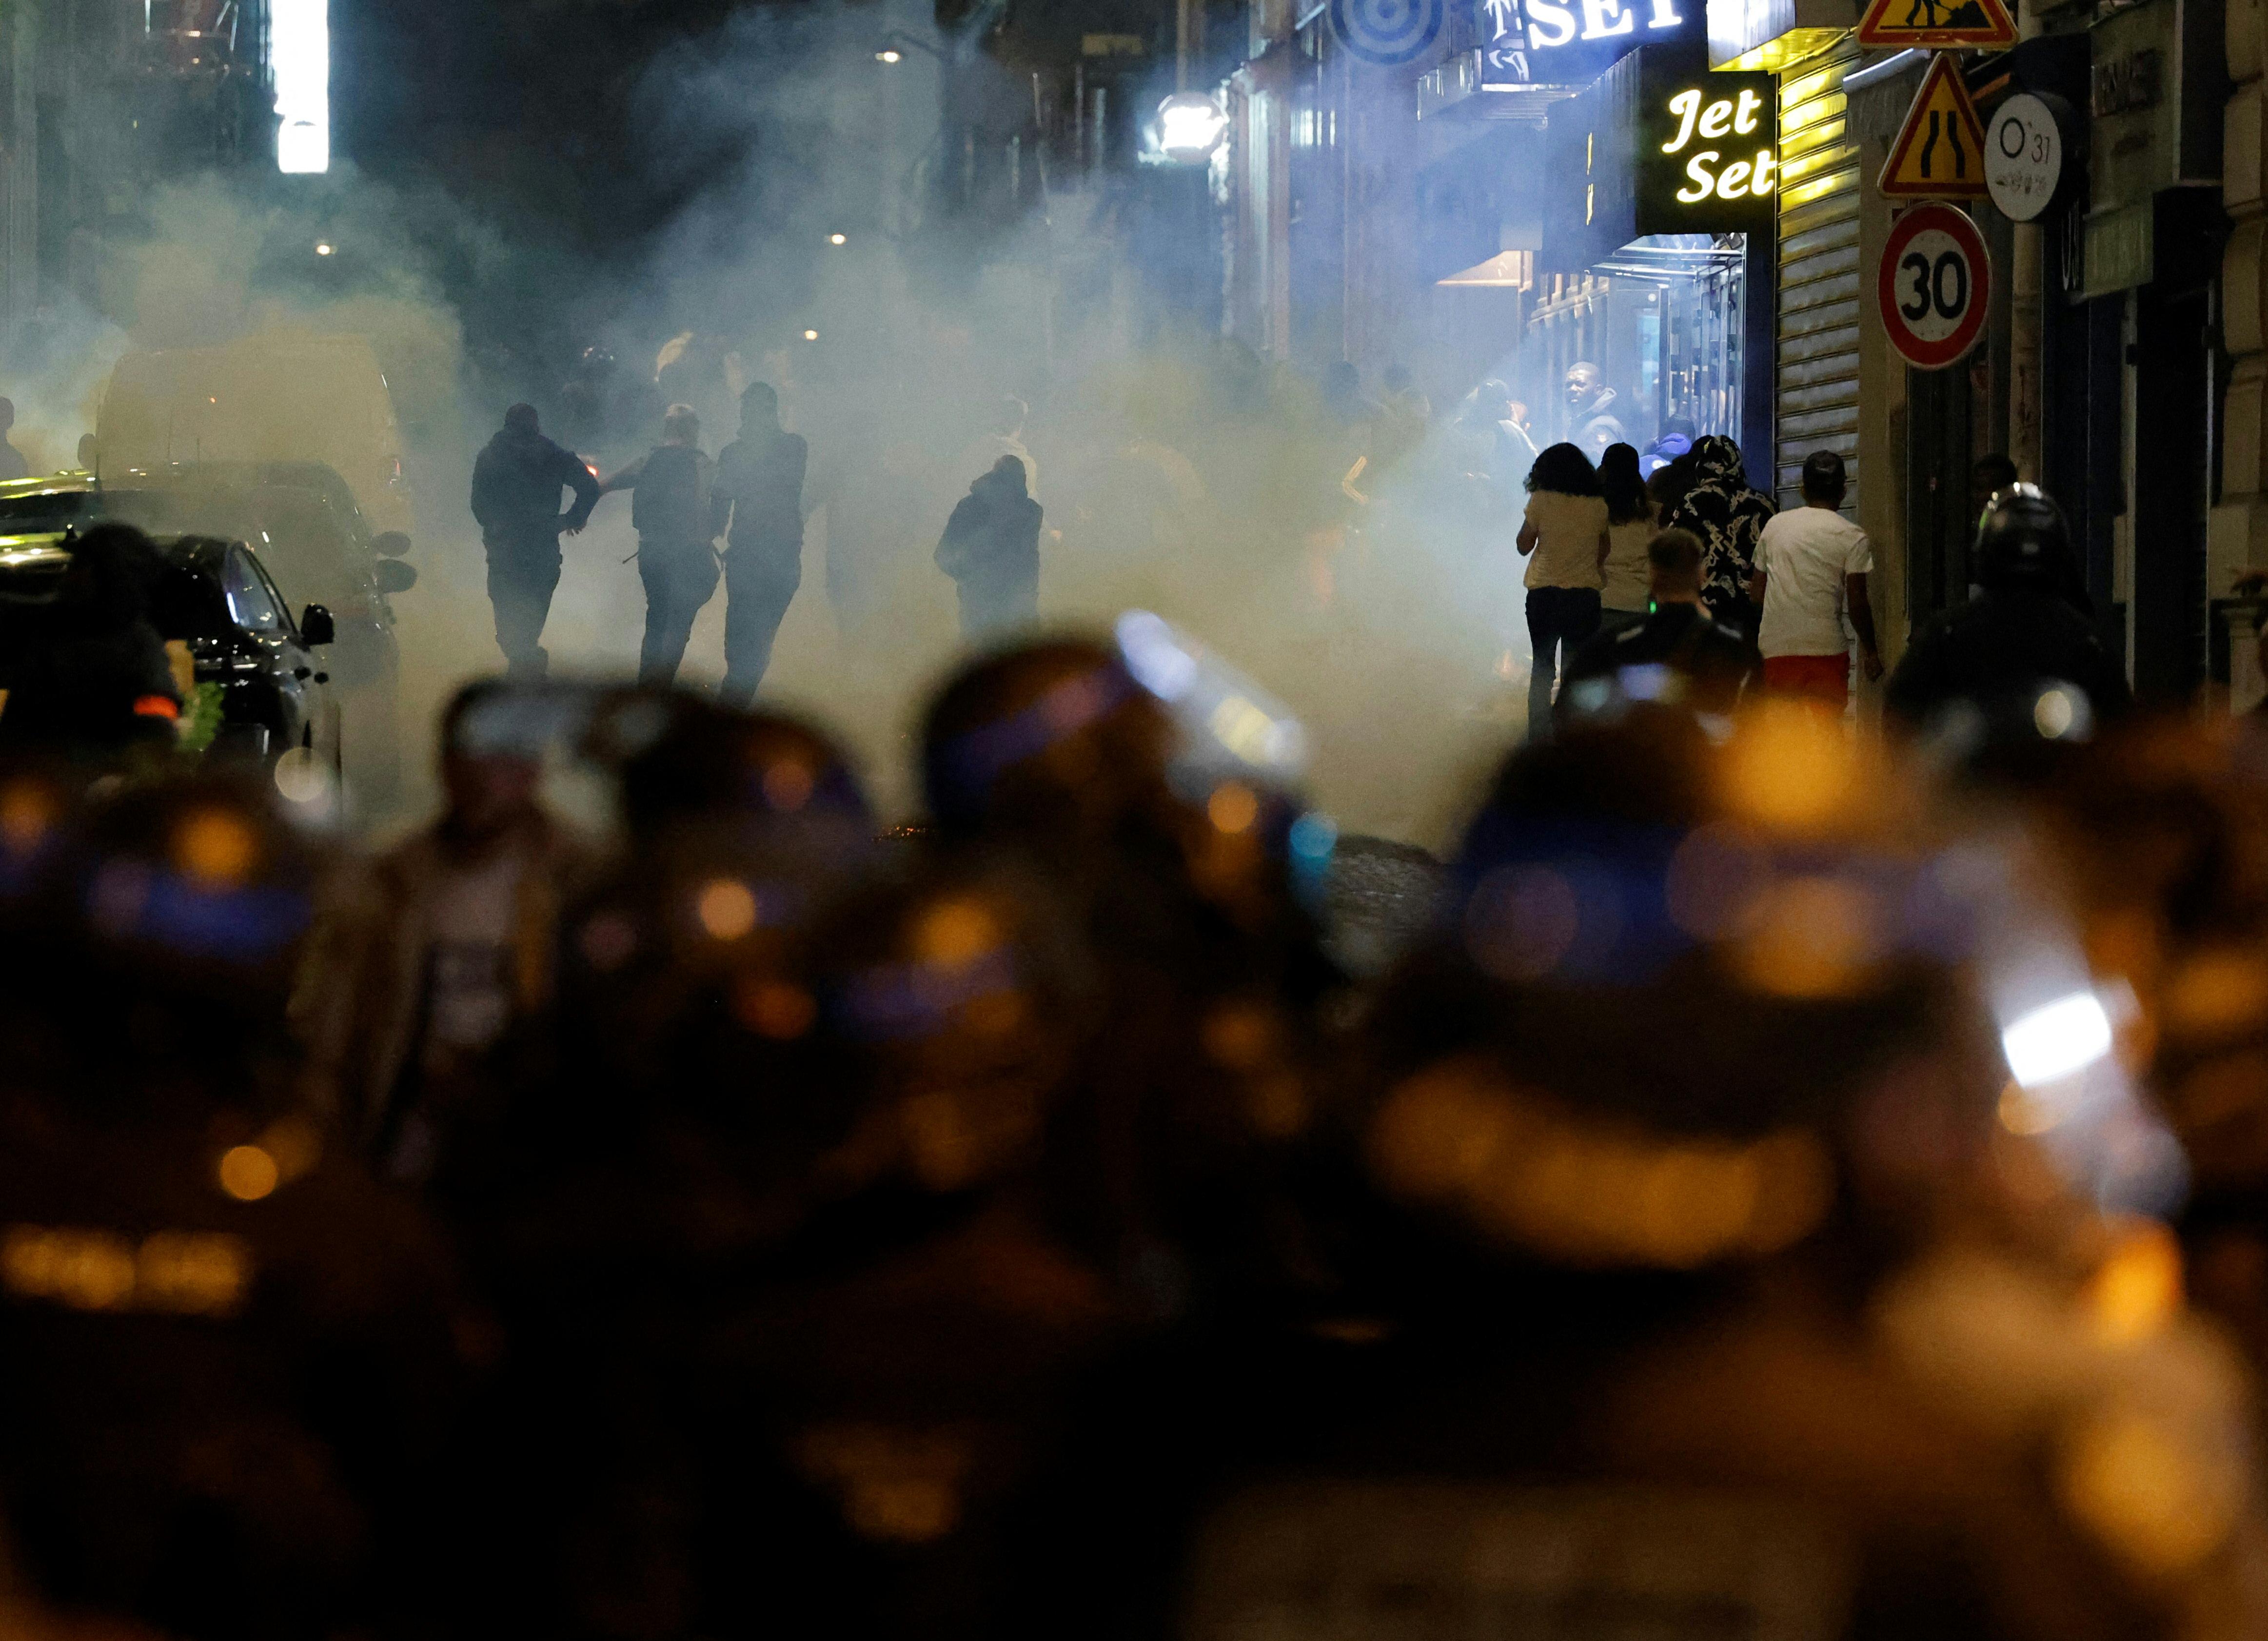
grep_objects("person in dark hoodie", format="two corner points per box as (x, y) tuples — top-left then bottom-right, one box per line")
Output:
(1665, 433), (1775, 639)
(712, 382), (809, 706)
(937, 453), (1043, 642)
(468, 403), (601, 680)
(601, 403), (723, 686)
(0, 522), (179, 759)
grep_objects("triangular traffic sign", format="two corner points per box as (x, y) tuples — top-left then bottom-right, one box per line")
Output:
(1857, 0), (2015, 48)
(1877, 53), (1991, 198)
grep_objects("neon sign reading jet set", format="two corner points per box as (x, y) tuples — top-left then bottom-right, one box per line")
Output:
(1520, 0), (1686, 49)
(1660, 86), (1776, 201)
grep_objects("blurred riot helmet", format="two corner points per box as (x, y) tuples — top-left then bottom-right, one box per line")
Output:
(1974, 483), (2087, 610)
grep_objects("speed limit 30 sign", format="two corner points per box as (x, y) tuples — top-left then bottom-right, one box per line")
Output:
(1877, 201), (1992, 370)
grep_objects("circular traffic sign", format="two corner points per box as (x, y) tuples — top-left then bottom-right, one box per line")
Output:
(1877, 202), (1992, 370)
(1986, 93), (2064, 222)
(1328, 0), (1445, 64)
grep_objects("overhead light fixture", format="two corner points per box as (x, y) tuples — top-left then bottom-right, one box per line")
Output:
(1155, 91), (1229, 165)
(803, 329), (819, 341)
(876, 48), (902, 62)
(271, 0), (329, 173)
(828, 233), (847, 245)
(314, 241), (334, 256)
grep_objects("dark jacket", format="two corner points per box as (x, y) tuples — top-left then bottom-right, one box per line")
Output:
(1559, 601), (1761, 722)
(1885, 586), (2132, 729)
(0, 530), (180, 755)
(936, 465), (1043, 586)
(1666, 435), (1775, 627)
(470, 426), (600, 542)
(715, 429), (809, 552)
(606, 443), (717, 547)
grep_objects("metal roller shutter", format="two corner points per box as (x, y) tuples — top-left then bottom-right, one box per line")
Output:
(1775, 38), (1863, 513)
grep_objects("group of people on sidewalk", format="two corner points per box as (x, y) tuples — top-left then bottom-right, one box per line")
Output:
(469, 392), (1043, 695)
(1514, 427), (2123, 738)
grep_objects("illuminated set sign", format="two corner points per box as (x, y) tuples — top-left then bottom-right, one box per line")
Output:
(1541, 51), (1777, 272)
(1476, 0), (1702, 88)
(1638, 68), (1778, 232)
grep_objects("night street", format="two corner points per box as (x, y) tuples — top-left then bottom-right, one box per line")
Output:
(0, 1), (2263, 1638)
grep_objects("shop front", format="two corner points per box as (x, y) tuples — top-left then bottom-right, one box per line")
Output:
(1530, 46), (1780, 459)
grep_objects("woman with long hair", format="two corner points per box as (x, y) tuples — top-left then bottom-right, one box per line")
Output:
(1597, 443), (1655, 635)
(1514, 441), (1608, 739)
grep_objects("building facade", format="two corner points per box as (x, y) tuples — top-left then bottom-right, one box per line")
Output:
(1215, 0), (2238, 701)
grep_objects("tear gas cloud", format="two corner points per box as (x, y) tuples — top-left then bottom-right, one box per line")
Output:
(43, 0), (1536, 847)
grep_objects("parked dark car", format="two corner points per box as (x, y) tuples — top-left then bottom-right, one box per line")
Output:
(0, 530), (339, 772)
(0, 464), (412, 792)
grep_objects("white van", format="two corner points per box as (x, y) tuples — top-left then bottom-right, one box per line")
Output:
(96, 335), (416, 540)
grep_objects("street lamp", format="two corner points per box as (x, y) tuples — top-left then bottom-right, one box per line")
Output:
(1154, 91), (1228, 164)
(873, 29), (944, 62)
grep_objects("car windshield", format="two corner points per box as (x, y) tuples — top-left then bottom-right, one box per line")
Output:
(220, 545), (285, 633)
(243, 488), (356, 595)
(98, 485), (354, 604)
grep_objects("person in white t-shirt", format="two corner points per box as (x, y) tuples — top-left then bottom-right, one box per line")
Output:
(1748, 449), (1880, 713)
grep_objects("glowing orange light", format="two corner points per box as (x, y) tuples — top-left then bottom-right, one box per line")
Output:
(735, 978), (817, 1039)
(0, 783), (54, 854)
(2086, 1218), (2184, 1345)
(763, 760), (815, 812)
(696, 878), (759, 940)
(915, 898), (999, 966)
(217, 1145), (279, 1202)
(1719, 699), (1861, 833)
(1207, 781), (1259, 834)
(174, 811), (256, 889)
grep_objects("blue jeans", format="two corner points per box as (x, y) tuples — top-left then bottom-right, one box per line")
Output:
(1525, 585), (1601, 738)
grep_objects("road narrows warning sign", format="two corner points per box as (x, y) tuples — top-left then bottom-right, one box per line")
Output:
(1857, 0), (2016, 48)
(1878, 53), (1991, 198)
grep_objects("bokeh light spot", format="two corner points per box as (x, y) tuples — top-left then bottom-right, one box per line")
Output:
(217, 1145), (279, 1202)
(735, 978), (817, 1039)
(915, 898), (999, 967)
(696, 879), (759, 941)
(763, 759), (815, 812)
(174, 811), (257, 889)
(1208, 781), (1259, 834)
(0, 782), (54, 855)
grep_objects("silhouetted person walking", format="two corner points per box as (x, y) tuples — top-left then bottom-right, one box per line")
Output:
(469, 404), (600, 680)
(937, 454), (1043, 641)
(712, 383), (808, 706)
(0, 396), (29, 481)
(602, 404), (722, 686)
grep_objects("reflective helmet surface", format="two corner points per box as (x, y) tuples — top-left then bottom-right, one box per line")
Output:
(1973, 482), (2073, 592)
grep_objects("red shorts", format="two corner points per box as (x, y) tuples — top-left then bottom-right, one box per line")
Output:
(1763, 652), (1850, 712)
